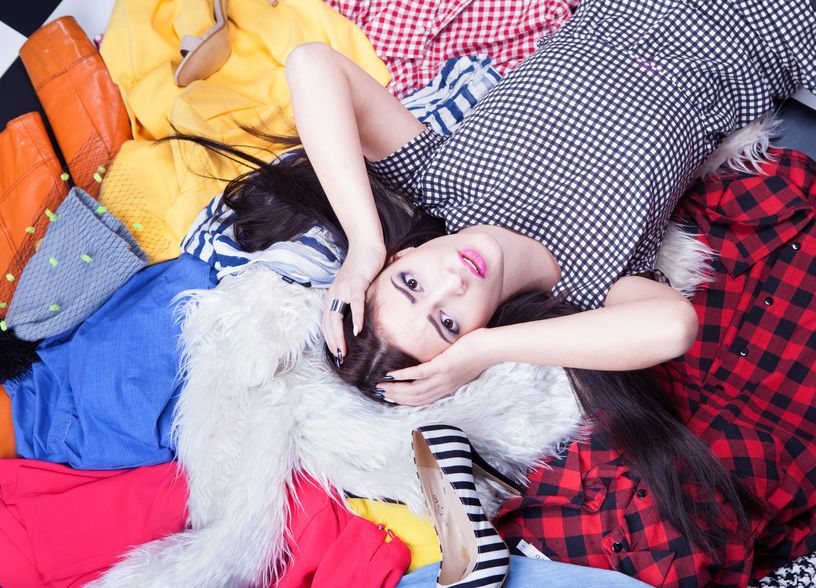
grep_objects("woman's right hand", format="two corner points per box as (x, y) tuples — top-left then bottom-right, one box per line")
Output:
(322, 242), (387, 364)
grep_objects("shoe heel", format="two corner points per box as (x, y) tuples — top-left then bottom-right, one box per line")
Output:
(469, 443), (523, 497)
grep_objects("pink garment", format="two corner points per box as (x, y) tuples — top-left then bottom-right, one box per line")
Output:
(277, 475), (410, 588)
(0, 461), (409, 587)
(324, 0), (580, 98)
(0, 460), (187, 587)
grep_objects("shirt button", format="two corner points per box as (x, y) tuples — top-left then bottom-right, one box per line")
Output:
(636, 488), (648, 499)
(612, 542), (624, 553)
(792, 242), (801, 250)
(739, 348), (748, 357)
(764, 296), (773, 306)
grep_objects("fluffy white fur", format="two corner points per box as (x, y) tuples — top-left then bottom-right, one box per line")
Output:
(93, 120), (776, 587)
(693, 113), (781, 179)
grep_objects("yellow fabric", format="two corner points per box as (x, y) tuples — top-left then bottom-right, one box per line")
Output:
(347, 498), (441, 573)
(99, 0), (391, 262)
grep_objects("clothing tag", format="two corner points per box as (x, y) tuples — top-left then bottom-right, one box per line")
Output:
(517, 539), (550, 560)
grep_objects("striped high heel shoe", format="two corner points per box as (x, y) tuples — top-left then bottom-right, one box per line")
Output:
(412, 424), (523, 588)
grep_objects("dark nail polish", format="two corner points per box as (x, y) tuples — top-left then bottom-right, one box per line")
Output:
(374, 387), (385, 394)
(382, 375), (395, 382)
(336, 348), (343, 365)
(333, 355), (341, 369)
(371, 390), (384, 400)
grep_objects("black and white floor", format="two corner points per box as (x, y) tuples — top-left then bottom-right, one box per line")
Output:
(0, 2), (815, 157)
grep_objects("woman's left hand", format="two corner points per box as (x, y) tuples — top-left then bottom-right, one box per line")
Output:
(378, 328), (493, 406)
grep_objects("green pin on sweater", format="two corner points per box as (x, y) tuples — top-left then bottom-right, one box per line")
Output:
(81, 254), (93, 263)
(49, 304), (60, 312)
(25, 226), (35, 234)
(0, 302), (6, 309)
(45, 209), (59, 222)
(60, 172), (70, 181)
(49, 257), (58, 267)
(0, 320), (6, 332)
(5, 273), (13, 282)
(96, 206), (107, 215)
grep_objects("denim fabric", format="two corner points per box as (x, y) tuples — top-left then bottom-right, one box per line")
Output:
(6, 254), (216, 469)
(396, 556), (650, 588)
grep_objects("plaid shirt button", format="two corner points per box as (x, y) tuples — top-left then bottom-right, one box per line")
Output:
(792, 241), (801, 250)
(739, 348), (748, 356)
(612, 542), (624, 553)
(636, 488), (648, 499)
(764, 296), (773, 306)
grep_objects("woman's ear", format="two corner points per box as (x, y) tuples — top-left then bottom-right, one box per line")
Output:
(389, 247), (415, 263)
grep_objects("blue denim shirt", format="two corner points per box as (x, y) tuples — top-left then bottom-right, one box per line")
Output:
(6, 254), (216, 469)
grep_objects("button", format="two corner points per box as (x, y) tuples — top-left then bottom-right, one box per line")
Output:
(739, 348), (748, 357)
(792, 242), (801, 250)
(612, 542), (624, 553)
(636, 488), (648, 499)
(764, 297), (773, 306)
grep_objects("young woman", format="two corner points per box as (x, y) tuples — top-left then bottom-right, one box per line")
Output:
(284, 0), (814, 404)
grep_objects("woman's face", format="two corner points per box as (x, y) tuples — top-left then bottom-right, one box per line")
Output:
(368, 231), (505, 362)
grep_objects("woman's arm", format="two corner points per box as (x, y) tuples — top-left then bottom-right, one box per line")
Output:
(285, 43), (426, 354)
(478, 275), (698, 371)
(285, 42), (426, 250)
(380, 276), (698, 405)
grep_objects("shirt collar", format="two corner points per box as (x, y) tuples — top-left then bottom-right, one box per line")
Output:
(685, 150), (815, 277)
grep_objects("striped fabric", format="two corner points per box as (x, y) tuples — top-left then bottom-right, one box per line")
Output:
(402, 55), (502, 136)
(181, 194), (343, 288)
(413, 424), (510, 587)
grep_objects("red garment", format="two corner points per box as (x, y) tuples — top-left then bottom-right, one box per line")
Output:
(324, 0), (579, 98)
(496, 149), (816, 587)
(0, 460), (187, 588)
(277, 476), (410, 588)
(0, 460), (409, 587)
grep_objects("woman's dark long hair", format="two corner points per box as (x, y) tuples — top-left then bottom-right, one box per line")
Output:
(168, 128), (760, 557)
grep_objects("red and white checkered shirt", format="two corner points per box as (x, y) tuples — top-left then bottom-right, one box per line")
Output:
(323, 0), (579, 98)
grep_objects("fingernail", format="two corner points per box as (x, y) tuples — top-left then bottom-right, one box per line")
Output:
(371, 390), (384, 400)
(336, 348), (343, 365)
(383, 397), (396, 404)
(334, 355), (341, 369)
(382, 375), (394, 382)
(353, 324), (358, 336)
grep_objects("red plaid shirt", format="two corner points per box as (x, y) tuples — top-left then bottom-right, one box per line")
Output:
(496, 149), (816, 587)
(323, 0), (578, 98)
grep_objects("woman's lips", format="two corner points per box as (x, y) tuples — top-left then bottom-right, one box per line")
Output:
(459, 248), (487, 278)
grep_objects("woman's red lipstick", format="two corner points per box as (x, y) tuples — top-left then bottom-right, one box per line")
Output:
(459, 248), (487, 278)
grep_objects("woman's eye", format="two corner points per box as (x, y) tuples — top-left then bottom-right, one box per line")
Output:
(402, 273), (420, 291)
(441, 315), (459, 335)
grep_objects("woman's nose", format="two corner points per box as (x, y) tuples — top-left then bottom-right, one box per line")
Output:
(444, 266), (468, 296)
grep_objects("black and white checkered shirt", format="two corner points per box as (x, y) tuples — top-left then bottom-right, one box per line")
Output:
(369, 0), (815, 310)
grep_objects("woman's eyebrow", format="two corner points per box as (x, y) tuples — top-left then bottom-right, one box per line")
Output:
(390, 276), (452, 343)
